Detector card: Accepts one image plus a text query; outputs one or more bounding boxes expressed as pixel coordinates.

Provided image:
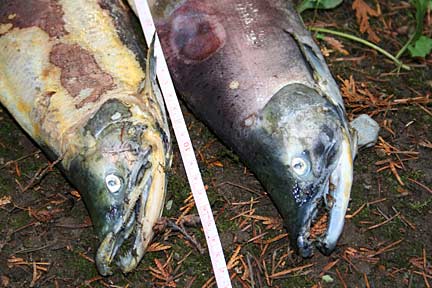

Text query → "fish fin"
[285,30,344,109]
[141,34,172,159]
[140,35,157,99]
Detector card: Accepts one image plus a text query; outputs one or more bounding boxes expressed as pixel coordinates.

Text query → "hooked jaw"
[250,83,355,258]
[68,99,169,276]
[95,130,168,276]
[316,131,353,255]
[296,130,353,257]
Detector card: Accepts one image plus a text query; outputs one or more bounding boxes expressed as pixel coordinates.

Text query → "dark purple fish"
[134,0,376,257]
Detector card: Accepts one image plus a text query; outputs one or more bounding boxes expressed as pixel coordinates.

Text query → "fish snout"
[94,129,168,275]
[250,83,354,258]
[69,103,168,275]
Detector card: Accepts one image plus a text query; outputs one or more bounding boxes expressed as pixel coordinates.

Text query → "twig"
[413,270,432,279]
[320,259,339,276]
[408,178,432,194]
[364,273,371,288]
[166,219,205,254]
[217,182,264,197]
[416,104,432,116]
[14,243,55,254]
[269,263,314,279]
[423,272,432,288]
[246,253,255,288]
[19,156,64,193]
[368,239,404,257]
[83,276,103,287]
[247,232,268,243]
[0,151,41,170]
[346,198,387,219]
[366,212,400,230]
[392,206,416,230]
[336,268,347,288]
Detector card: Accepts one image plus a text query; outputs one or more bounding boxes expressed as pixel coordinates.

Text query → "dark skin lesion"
[0,0,68,38]
[162,0,226,63]
[49,43,116,109]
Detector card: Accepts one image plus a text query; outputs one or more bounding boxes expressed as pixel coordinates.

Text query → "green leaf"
[396,0,430,58]
[297,0,343,13]
[410,0,428,42]
[408,36,432,57]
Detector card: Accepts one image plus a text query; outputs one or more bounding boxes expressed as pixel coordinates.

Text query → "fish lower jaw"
[297,232,313,258]
[315,237,336,256]
[95,183,148,275]
[96,160,167,275]
[95,210,137,275]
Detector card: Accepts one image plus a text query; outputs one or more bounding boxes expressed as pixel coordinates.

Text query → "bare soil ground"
[1,1,431,287]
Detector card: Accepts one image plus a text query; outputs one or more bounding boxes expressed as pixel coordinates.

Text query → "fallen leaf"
[323,36,350,55]
[70,190,81,199]
[0,195,11,206]
[352,0,381,43]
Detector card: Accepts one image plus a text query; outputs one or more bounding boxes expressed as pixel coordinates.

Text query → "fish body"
[141,0,366,256]
[0,0,171,275]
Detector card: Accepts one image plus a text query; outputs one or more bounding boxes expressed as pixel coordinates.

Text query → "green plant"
[309,27,411,70]
[299,0,432,71]
[297,0,343,13]
[396,0,432,58]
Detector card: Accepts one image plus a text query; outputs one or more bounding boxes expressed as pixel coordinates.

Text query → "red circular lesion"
[168,4,226,63]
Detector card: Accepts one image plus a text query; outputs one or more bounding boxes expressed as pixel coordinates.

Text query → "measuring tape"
[134,1,232,287]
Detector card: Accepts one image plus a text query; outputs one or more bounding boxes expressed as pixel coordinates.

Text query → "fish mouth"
[296,130,353,257]
[95,145,166,275]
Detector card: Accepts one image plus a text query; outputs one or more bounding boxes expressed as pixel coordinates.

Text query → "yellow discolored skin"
[0,0,171,275]
[0,0,152,162]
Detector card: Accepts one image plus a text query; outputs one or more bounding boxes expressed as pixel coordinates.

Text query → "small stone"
[376,148,387,158]
[165,199,173,211]
[351,114,380,148]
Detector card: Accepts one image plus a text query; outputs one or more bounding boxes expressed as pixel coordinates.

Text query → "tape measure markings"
[134,1,232,287]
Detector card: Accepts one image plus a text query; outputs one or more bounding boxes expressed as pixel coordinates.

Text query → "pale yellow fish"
[0,0,171,275]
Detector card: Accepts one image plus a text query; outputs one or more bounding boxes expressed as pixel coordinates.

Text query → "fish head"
[68,98,169,275]
[252,83,354,257]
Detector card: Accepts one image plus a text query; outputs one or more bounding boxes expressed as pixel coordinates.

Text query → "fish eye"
[291,157,310,176]
[105,174,123,193]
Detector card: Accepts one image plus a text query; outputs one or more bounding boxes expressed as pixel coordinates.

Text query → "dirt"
[0,1,431,287]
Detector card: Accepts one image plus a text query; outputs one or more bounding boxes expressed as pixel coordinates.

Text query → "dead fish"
[128,0,379,257]
[0,0,171,275]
